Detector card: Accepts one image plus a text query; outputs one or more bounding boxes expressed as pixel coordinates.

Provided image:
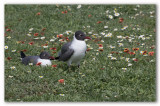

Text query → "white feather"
[68,36,87,65]
[37,58,52,66]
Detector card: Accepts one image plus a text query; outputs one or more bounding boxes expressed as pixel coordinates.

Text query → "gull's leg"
[67,60,72,67]
[76,61,80,68]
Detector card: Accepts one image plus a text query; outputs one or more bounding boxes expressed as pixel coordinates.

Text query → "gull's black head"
[39,51,54,60]
[75,31,86,41]
[75,30,91,41]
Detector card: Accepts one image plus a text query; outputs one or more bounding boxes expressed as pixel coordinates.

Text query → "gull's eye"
[79,34,82,37]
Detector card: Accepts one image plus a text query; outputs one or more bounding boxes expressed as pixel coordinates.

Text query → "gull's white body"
[67,36,87,66]
[37,58,52,66]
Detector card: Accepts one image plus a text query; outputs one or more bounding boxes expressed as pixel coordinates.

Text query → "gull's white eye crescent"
[79,34,82,37]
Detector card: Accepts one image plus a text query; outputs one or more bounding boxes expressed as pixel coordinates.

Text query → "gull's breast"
[70,41,87,63]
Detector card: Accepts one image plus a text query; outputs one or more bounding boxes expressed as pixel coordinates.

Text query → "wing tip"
[55,56,60,60]
[20,51,26,58]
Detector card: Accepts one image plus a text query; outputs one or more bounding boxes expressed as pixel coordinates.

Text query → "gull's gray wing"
[22,56,39,65]
[59,42,74,61]
[58,42,72,56]
[59,49,74,61]
[61,42,72,54]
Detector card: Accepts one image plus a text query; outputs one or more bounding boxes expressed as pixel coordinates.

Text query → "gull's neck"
[72,35,85,43]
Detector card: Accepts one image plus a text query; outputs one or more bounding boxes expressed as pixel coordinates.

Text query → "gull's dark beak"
[85,36,92,40]
[49,56,55,60]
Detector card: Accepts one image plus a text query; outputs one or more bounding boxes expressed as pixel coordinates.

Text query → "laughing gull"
[20,51,54,66]
[55,31,91,67]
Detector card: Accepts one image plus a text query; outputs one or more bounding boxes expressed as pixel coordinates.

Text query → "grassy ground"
[5,4,156,102]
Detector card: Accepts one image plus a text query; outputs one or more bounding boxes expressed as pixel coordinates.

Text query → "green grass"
[5,4,156,102]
